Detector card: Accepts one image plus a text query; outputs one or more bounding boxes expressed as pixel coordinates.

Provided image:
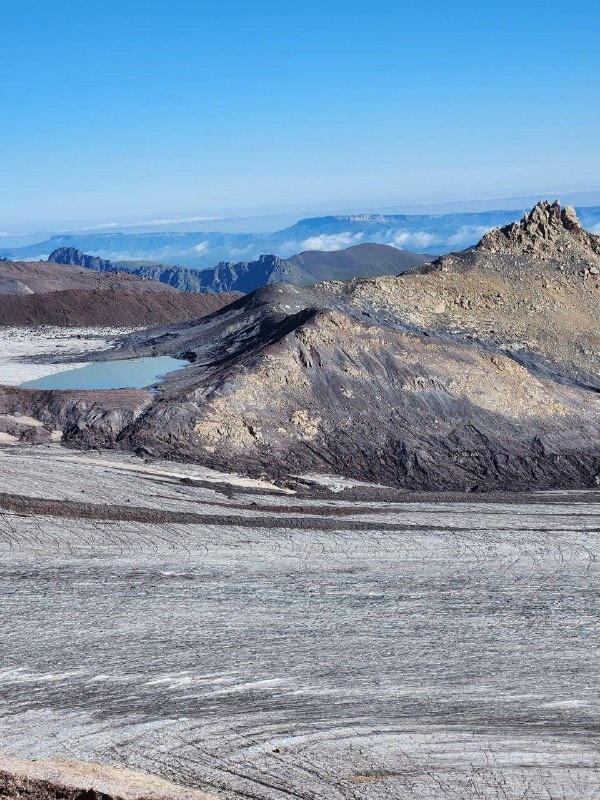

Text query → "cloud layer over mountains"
[4,206,600,268]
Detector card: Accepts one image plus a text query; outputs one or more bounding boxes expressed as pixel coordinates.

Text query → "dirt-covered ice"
[0,446,598,799]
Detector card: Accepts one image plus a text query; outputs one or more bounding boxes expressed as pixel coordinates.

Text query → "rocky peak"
[48,247,115,272]
[48,246,87,266]
[257,253,286,267]
[520,199,581,237]
[478,200,600,259]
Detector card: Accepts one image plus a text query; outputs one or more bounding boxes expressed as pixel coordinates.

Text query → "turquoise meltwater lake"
[20,356,190,391]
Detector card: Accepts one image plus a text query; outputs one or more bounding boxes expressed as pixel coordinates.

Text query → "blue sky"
[1,0,599,230]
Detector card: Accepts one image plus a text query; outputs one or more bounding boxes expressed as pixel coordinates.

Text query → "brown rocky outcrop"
[0,755,218,800]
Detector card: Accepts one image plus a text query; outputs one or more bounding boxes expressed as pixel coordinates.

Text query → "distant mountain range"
[5,206,600,268]
[49,243,431,293]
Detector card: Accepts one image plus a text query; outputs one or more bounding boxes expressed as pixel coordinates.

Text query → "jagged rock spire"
[520,199,580,236]
[478,199,599,257]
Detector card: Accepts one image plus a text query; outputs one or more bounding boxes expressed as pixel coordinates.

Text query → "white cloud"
[272,240,305,258]
[226,245,260,260]
[301,232,364,252]
[192,241,209,254]
[134,216,222,227]
[67,216,223,234]
[0,230,46,239]
[389,230,437,249]
[78,222,120,231]
[444,224,493,247]
[592,223,600,235]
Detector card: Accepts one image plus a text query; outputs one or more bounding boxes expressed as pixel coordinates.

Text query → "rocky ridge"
[478,199,600,260]
[47,246,115,273]
[6,201,600,491]
[49,244,431,294]
[49,247,209,293]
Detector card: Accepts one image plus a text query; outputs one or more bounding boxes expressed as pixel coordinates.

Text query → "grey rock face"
[48,246,115,272]
[201,253,291,292]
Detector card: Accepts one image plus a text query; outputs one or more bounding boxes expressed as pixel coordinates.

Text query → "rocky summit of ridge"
[6,201,600,492]
[477,199,600,262]
[48,246,115,272]
[206,254,291,293]
[316,199,600,392]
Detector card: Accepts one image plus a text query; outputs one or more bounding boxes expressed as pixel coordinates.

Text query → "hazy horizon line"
[2,188,600,244]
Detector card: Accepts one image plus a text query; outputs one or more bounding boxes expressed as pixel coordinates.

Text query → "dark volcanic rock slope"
[13,201,600,491]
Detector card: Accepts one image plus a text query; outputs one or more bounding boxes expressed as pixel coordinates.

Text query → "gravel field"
[0,446,598,798]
